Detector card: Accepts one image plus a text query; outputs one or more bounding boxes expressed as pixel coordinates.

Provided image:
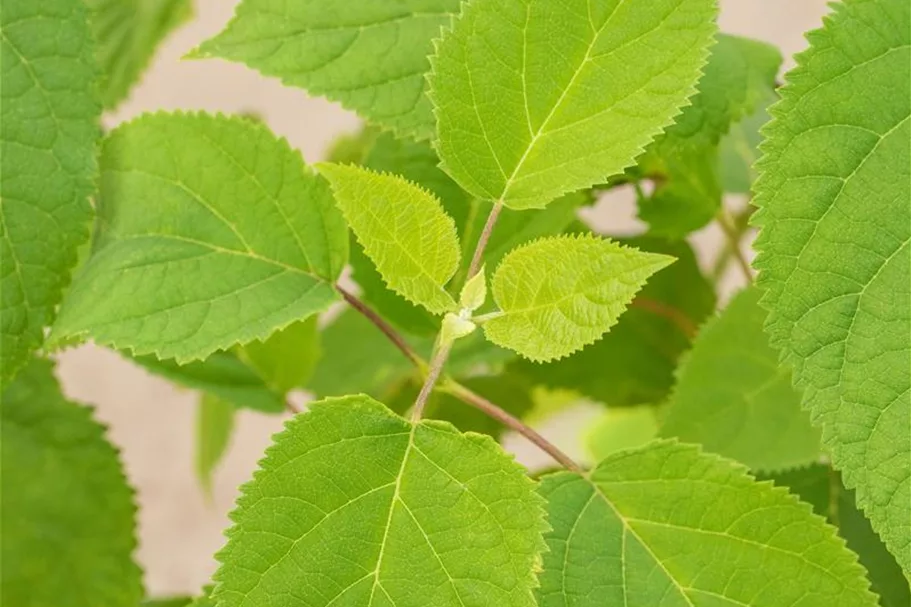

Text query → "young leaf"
[1,0,100,384]
[764,465,911,607]
[661,286,821,471]
[511,237,715,406]
[195,394,236,496]
[88,0,192,108]
[484,235,674,362]
[213,395,547,607]
[459,267,487,312]
[238,317,320,394]
[429,0,717,208]
[638,34,782,237]
[537,441,878,606]
[319,163,460,314]
[752,0,910,568]
[189,1,459,138]
[1,359,142,607]
[50,112,348,363]
[131,351,285,413]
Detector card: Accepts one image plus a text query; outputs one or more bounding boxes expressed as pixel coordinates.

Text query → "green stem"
[715,207,754,283]
[338,287,582,471]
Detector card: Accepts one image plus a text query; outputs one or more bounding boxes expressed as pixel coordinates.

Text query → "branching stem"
[467,201,503,280]
[335,284,422,367]
[716,208,754,283]
[442,381,582,472]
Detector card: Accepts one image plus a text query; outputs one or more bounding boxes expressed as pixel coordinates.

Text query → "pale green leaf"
[238,317,320,393]
[429,0,717,208]
[441,312,476,343]
[189,1,459,138]
[0,0,100,384]
[752,0,910,568]
[661,286,821,471]
[459,265,487,312]
[50,112,348,363]
[511,237,715,407]
[537,440,877,606]
[213,395,547,606]
[88,0,192,108]
[351,133,472,336]
[1,359,142,607]
[131,351,285,413]
[319,163,460,314]
[485,235,674,362]
[353,134,589,335]
[585,406,658,463]
[195,393,236,495]
[638,34,781,237]
[765,465,911,607]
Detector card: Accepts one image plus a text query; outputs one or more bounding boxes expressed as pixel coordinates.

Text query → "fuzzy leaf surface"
[537,440,877,606]
[0,0,100,384]
[752,0,910,568]
[662,286,821,471]
[51,113,348,363]
[430,0,717,208]
[511,237,714,406]
[1,360,141,607]
[320,163,460,314]
[88,0,192,108]
[213,396,546,607]
[485,235,673,362]
[190,1,459,138]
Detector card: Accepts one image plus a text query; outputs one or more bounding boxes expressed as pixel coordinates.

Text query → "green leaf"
[352,134,589,335]
[88,0,192,108]
[459,266,487,312]
[511,237,715,407]
[324,125,381,165]
[585,406,659,463]
[765,465,911,607]
[752,0,910,568]
[638,34,782,237]
[350,133,473,336]
[1,359,142,607]
[189,1,459,138]
[213,395,547,606]
[485,235,674,362]
[1,0,100,384]
[308,308,416,399]
[319,163,460,314]
[718,89,777,194]
[238,317,320,393]
[50,112,348,363]
[131,351,285,413]
[195,393,236,496]
[537,440,877,606]
[429,0,717,208]
[661,286,821,471]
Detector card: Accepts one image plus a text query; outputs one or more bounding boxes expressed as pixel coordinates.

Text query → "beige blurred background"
[55,0,833,597]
